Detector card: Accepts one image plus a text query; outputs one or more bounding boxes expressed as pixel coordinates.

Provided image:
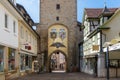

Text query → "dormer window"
[103,17,108,23]
[29,20,32,26]
[100,16,108,25]
[10,0,16,5]
[26,16,29,21]
[20,8,25,17]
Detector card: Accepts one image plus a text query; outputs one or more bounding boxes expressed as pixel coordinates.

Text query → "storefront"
[0,46,4,72]
[20,53,32,70]
[8,48,16,71]
[83,55,97,76]
[19,52,33,75]
[103,38,120,77]
[0,46,5,80]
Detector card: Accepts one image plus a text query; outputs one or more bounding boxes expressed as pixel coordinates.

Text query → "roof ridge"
[85,8,118,10]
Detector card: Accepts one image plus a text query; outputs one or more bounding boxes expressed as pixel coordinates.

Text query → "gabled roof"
[16,3,34,23]
[85,8,118,18]
[8,0,40,38]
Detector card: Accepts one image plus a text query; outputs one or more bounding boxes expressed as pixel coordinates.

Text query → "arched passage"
[48,50,67,73]
[47,24,68,72]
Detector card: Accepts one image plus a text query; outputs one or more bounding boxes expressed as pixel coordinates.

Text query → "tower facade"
[37,0,79,72]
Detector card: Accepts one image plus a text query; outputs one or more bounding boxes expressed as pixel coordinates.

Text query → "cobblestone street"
[11,72,120,80]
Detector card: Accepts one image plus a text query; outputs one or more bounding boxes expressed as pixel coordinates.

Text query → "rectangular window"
[100,17,103,25]
[56,16,59,21]
[109,59,120,68]
[8,48,15,71]
[56,4,60,10]
[21,26,24,38]
[13,21,16,33]
[0,47,4,72]
[30,34,31,43]
[5,14,8,28]
[104,17,108,23]
[32,37,34,45]
[26,31,28,41]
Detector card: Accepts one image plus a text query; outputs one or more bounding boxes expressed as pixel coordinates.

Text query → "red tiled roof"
[85,8,118,18]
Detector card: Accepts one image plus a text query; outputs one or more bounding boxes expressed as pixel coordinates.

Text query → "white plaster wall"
[0,3,18,48]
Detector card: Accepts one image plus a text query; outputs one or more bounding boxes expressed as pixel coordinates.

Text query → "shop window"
[8,48,15,71]
[20,54,25,71]
[0,47,4,72]
[25,55,28,67]
[109,59,120,68]
[28,56,32,68]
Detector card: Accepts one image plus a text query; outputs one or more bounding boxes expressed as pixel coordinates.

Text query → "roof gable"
[85,8,118,18]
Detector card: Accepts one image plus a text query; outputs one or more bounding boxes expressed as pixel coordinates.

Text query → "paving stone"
[10,73,120,80]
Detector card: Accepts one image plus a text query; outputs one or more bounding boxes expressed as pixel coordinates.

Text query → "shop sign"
[92,45,99,51]
[109,43,120,51]
[103,43,120,52]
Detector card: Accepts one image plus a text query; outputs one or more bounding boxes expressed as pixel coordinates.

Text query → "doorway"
[50,52,66,73]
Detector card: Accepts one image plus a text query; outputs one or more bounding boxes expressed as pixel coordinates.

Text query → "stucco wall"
[48,24,68,56]
[18,22,38,55]
[0,3,18,48]
[103,10,120,41]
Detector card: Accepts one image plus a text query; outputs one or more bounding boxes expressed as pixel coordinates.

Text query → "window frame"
[0,47,4,72]
[56,16,59,21]
[5,14,8,28]
[8,48,15,71]
[13,21,16,33]
[56,4,60,10]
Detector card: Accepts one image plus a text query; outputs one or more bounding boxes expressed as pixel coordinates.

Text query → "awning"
[110,38,120,44]
[83,52,98,58]
[103,37,120,52]
[19,49,37,56]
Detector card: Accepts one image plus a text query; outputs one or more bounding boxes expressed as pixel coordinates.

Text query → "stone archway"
[47,24,68,72]
[48,50,67,73]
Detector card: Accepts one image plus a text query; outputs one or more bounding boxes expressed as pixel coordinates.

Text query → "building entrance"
[50,52,66,73]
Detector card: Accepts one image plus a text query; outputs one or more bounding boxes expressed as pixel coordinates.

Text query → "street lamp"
[106,46,109,80]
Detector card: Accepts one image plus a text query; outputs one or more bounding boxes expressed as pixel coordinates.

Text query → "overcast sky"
[16,0,120,23]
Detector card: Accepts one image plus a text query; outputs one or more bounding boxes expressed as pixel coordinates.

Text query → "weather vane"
[104,0,107,7]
